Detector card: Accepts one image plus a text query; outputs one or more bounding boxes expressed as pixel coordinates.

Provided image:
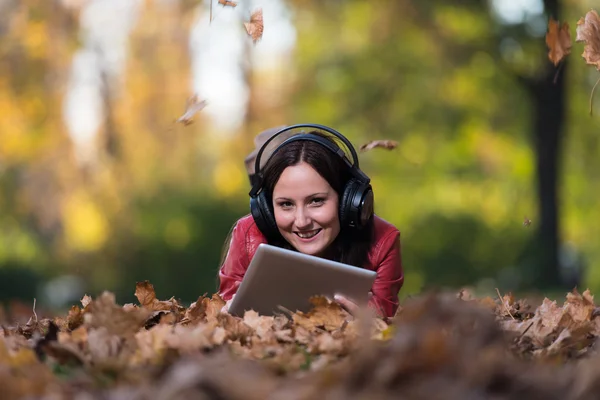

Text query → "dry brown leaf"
[244,8,264,43]
[546,18,572,66]
[243,310,275,341]
[206,293,227,322]
[181,295,209,324]
[359,140,398,152]
[576,10,600,70]
[134,281,185,315]
[217,313,254,342]
[564,288,595,322]
[176,94,207,126]
[85,291,148,337]
[218,0,237,6]
[292,296,349,332]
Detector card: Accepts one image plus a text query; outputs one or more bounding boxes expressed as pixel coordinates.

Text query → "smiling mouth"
[294,229,322,239]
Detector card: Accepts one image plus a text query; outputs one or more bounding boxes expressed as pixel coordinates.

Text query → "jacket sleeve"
[369,229,404,318]
[218,221,250,301]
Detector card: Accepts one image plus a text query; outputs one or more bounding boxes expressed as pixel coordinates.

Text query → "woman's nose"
[294,208,311,228]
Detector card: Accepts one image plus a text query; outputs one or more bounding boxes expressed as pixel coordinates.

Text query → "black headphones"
[249,123,374,240]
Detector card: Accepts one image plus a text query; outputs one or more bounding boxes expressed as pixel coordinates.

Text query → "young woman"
[218,124,404,318]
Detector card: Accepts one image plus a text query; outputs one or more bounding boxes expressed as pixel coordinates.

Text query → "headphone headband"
[249,124,368,197]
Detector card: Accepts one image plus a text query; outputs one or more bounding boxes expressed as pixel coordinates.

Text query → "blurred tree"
[285,0,581,291]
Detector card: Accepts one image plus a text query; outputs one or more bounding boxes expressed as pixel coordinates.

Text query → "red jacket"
[218,214,404,317]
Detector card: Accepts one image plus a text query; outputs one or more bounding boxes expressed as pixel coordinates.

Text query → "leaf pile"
[4,283,600,399]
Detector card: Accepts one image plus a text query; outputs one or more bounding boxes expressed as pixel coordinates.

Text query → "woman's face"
[272,162,340,257]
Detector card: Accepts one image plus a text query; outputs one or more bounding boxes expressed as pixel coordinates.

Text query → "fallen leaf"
[244,8,264,43]
[218,0,237,6]
[359,140,398,152]
[85,291,148,337]
[292,296,349,332]
[243,310,275,341]
[564,288,595,322]
[546,17,572,66]
[176,94,207,126]
[134,281,185,315]
[576,10,600,70]
[81,295,92,309]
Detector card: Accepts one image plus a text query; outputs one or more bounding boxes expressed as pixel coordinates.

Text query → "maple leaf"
[176,94,207,126]
[218,0,237,7]
[545,17,572,66]
[359,140,398,152]
[244,8,264,43]
[576,10,600,70]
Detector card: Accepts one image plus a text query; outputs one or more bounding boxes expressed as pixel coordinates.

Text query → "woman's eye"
[310,198,325,205]
[278,201,293,209]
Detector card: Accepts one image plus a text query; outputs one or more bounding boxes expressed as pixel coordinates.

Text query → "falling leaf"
[576,10,600,70]
[244,8,264,43]
[546,17,572,66]
[359,140,398,152]
[218,0,237,6]
[523,216,532,227]
[176,94,207,126]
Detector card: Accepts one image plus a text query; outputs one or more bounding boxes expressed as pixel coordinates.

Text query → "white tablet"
[228,243,377,316]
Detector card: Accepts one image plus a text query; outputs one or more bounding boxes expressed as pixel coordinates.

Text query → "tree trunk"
[523,0,566,289]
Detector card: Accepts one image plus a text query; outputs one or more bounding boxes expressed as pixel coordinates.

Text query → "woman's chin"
[292,239,328,256]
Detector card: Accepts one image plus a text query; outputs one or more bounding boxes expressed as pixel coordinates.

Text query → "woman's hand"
[333,292,373,316]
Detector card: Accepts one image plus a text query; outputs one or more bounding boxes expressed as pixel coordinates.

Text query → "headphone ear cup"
[339,180,373,229]
[339,180,358,228]
[250,191,278,239]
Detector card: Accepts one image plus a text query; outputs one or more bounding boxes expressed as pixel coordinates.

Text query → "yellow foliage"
[63,191,109,252]
[22,20,48,60]
[212,159,245,198]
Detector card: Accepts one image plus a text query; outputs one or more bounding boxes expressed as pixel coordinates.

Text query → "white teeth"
[297,230,319,239]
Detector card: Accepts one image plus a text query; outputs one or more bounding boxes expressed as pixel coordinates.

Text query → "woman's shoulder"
[233,214,267,249]
[372,214,400,241]
[367,215,401,266]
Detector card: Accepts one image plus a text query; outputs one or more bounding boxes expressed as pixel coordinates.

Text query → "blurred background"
[0,0,598,315]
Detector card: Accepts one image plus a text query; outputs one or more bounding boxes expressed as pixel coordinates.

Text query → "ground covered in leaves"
[3,283,600,399]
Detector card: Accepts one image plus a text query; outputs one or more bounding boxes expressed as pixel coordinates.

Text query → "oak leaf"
[359,140,398,152]
[546,18,572,66]
[244,8,264,43]
[576,10,600,70]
